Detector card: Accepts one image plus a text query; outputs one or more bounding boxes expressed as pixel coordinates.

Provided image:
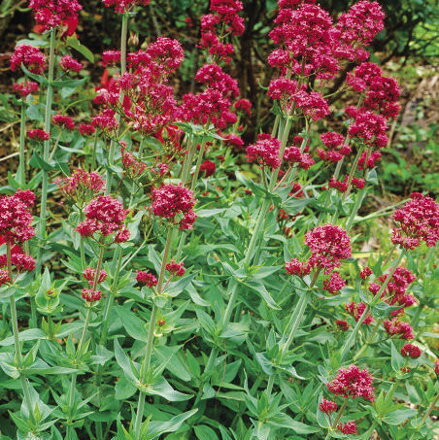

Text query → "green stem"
[190,140,206,191]
[343,145,366,200]
[332,399,348,429]
[106,12,129,194]
[345,187,367,231]
[37,28,56,273]
[134,226,174,439]
[17,101,26,186]
[7,244,35,424]
[419,393,439,427]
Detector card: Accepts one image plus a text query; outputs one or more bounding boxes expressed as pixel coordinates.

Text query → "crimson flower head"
[12,81,39,97]
[166,261,185,277]
[0,270,11,287]
[0,190,35,244]
[337,421,358,435]
[81,288,102,302]
[323,272,345,294]
[391,193,439,250]
[59,55,83,73]
[29,0,82,31]
[327,364,375,401]
[136,271,158,287]
[78,124,95,136]
[246,134,281,168]
[285,258,311,277]
[401,343,421,359]
[345,301,373,325]
[384,319,414,340]
[10,44,47,74]
[150,184,195,219]
[234,98,252,115]
[0,252,36,273]
[28,129,50,141]
[200,160,216,177]
[336,320,350,331]
[83,267,107,286]
[56,169,105,205]
[319,399,338,414]
[360,266,373,279]
[305,224,352,273]
[76,196,130,242]
[53,114,75,130]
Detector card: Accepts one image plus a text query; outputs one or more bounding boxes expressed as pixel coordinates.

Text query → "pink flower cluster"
[198,0,245,63]
[56,169,105,205]
[166,261,185,277]
[95,38,183,135]
[268,1,384,81]
[121,147,146,178]
[76,196,130,242]
[53,114,75,130]
[13,81,39,97]
[10,45,46,74]
[59,55,83,73]
[368,266,417,316]
[327,364,375,401]
[28,129,50,141]
[391,193,439,250]
[317,131,351,163]
[0,248,36,273]
[319,398,338,414]
[383,319,414,340]
[101,0,150,13]
[401,343,421,359]
[345,301,373,325]
[150,184,196,230]
[268,78,329,120]
[246,134,281,169]
[83,267,108,286]
[329,175,365,193]
[136,271,158,287]
[29,0,82,31]
[0,190,35,244]
[338,421,358,435]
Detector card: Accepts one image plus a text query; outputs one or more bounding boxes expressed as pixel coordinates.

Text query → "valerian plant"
[0,0,437,439]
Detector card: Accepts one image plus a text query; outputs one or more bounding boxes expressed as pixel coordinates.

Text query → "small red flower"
[401,343,421,359]
[165,261,185,277]
[136,271,158,287]
[319,398,338,414]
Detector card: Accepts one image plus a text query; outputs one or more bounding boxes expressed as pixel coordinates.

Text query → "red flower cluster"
[317,131,351,163]
[323,272,346,294]
[329,175,365,193]
[384,319,414,340]
[29,0,82,31]
[337,421,358,435]
[345,301,373,325]
[78,123,95,136]
[327,364,375,401]
[401,343,421,359]
[347,109,389,149]
[198,0,244,63]
[285,258,311,276]
[150,184,196,230]
[336,320,350,330]
[10,45,47,74]
[56,169,105,204]
[0,190,35,244]
[95,38,183,135]
[358,150,382,170]
[347,62,400,119]
[81,288,102,302]
[319,398,338,414]
[284,145,315,170]
[13,81,39,97]
[83,267,107,286]
[121,147,146,178]
[360,267,373,279]
[136,271,158,287]
[246,134,281,169]
[200,160,216,177]
[28,129,50,141]
[305,224,352,273]
[59,55,83,73]
[166,261,185,277]
[0,252,36,273]
[391,193,439,250]
[53,114,75,130]
[101,0,150,13]
[76,196,130,242]
[368,266,416,316]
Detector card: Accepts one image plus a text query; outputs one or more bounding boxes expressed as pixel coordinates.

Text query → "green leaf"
[244,279,281,310]
[382,409,418,425]
[146,409,198,439]
[30,151,54,171]
[268,414,321,434]
[194,425,219,440]
[114,339,138,383]
[0,328,46,346]
[66,35,95,62]
[145,376,192,401]
[114,306,147,342]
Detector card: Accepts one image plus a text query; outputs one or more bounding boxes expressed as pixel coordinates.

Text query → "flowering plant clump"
[0,0,437,439]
